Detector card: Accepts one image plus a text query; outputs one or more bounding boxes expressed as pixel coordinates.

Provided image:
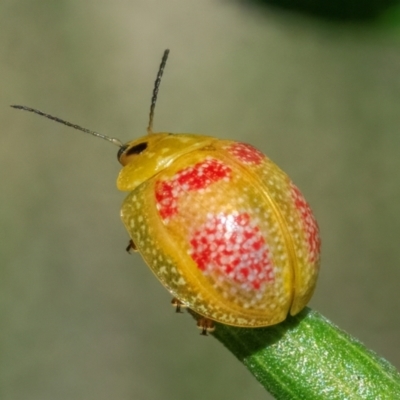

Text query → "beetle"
[12,49,321,335]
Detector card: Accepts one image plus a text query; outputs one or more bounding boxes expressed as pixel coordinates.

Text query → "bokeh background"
[2,1,400,399]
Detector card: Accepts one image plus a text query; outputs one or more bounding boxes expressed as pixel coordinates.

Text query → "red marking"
[176,158,230,190]
[155,158,231,221]
[291,184,321,263]
[226,142,265,165]
[155,181,177,220]
[189,213,274,290]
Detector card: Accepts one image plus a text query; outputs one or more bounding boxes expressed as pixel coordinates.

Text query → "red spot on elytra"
[155,181,177,219]
[226,142,265,165]
[291,184,321,263]
[155,158,231,220]
[189,212,274,290]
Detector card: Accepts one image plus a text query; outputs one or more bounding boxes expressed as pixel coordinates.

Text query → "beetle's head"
[116,132,215,191]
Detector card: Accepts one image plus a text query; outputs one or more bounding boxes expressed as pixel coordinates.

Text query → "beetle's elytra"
[12,49,320,335]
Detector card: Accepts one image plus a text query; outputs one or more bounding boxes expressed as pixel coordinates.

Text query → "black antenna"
[10,105,122,147]
[147,49,170,135]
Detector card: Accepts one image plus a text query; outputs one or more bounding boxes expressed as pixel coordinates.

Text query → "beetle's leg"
[126,239,137,253]
[196,317,215,336]
[186,308,216,336]
[171,297,186,313]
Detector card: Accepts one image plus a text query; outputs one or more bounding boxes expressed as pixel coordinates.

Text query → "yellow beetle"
[12,49,320,335]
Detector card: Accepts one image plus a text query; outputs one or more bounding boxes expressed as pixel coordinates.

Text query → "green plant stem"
[207,308,400,399]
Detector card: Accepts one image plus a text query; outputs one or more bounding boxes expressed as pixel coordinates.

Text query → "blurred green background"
[1,1,400,399]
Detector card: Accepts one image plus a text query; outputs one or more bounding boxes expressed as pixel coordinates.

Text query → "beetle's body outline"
[118,133,320,327]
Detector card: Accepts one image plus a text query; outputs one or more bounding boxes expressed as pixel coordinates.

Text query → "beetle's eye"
[118,142,149,161]
[126,142,148,155]
[117,144,129,160]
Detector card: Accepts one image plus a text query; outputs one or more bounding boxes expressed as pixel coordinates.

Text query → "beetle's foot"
[126,239,137,253]
[171,297,186,313]
[197,317,215,336]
